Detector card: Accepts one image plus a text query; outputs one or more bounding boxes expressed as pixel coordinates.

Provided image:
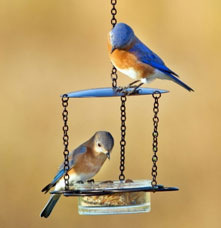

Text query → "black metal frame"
[57,87,179,197]
[52,185,178,197]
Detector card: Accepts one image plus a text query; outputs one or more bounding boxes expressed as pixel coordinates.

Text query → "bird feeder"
[51,1,178,215]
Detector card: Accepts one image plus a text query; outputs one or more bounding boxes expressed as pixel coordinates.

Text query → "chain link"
[111,0,125,181]
[119,95,127,181]
[110,0,118,88]
[111,0,117,28]
[62,94,70,190]
[111,66,118,88]
[151,91,161,188]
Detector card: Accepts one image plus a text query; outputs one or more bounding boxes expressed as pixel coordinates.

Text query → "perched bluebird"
[108,23,194,92]
[40,131,114,218]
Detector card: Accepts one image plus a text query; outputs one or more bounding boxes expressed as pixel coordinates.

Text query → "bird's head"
[109,23,135,53]
[93,131,114,159]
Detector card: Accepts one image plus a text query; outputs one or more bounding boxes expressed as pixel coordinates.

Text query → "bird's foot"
[87,179,95,183]
[114,86,126,93]
[100,180,114,184]
[76,180,84,184]
[115,86,140,95]
[125,179,134,183]
[127,82,144,95]
[127,87,140,95]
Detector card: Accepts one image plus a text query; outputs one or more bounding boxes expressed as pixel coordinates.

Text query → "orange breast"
[70,149,106,175]
[107,36,154,79]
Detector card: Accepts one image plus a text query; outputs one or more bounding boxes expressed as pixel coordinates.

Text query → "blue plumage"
[109,23,194,92]
[40,195,61,218]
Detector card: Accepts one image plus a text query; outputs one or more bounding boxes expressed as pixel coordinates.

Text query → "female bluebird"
[108,23,194,92]
[40,131,114,218]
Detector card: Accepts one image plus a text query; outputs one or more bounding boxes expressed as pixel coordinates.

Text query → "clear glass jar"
[76,180,151,215]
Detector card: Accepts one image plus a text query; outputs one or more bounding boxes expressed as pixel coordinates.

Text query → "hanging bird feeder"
[52,87,178,215]
[51,0,178,215]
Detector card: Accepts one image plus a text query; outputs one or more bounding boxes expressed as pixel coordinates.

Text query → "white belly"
[118,67,139,80]
[113,58,169,84]
[55,172,95,191]
[141,69,169,83]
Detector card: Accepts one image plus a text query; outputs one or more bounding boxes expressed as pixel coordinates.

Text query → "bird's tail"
[40,194,61,218]
[41,183,54,194]
[168,74,194,92]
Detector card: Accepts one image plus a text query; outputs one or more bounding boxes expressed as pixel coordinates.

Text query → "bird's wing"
[41,145,87,193]
[131,38,179,77]
[52,145,87,185]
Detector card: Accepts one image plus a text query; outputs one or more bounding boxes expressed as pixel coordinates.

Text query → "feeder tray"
[52,180,178,215]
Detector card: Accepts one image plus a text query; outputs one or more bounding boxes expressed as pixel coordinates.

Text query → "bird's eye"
[98,143,101,147]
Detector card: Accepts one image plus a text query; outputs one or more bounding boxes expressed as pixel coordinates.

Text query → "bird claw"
[114,86,140,95]
[125,179,134,183]
[127,87,140,95]
[114,86,125,93]
[87,179,95,183]
[100,180,114,184]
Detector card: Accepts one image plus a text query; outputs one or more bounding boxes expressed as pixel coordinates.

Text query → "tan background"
[1,0,220,227]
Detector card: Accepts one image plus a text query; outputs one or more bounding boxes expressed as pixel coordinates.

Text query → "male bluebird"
[108,23,194,92]
[40,131,114,218]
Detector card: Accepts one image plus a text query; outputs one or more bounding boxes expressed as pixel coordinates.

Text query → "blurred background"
[1,0,220,227]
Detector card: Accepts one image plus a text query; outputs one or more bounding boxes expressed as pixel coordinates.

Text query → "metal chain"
[119,95,127,181]
[111,66,118,88]
[111,0,117,28]
[62,94,70,190]
[110,0,118,88]
[151,91,161,188]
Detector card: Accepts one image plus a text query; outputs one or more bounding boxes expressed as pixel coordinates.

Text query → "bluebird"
[40,131,114,218]
[108,23,194,92]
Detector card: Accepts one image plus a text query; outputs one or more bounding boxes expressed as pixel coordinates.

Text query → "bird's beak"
[106,152,111,160]
[111,47,116,54]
